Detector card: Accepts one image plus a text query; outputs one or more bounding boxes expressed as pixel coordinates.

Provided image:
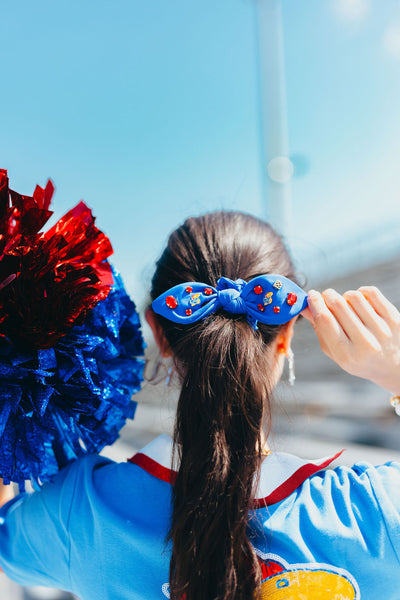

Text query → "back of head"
[150,211,297,600]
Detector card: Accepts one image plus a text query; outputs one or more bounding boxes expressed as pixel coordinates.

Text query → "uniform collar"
[128,434,343,507]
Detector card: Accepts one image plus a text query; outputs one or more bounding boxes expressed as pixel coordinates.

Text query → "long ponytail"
[150,211,297,600]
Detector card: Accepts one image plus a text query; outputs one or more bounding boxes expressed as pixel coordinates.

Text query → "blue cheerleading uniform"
[0,434,400,599]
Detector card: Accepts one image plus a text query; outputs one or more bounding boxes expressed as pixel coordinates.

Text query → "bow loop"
[216,277,246,292]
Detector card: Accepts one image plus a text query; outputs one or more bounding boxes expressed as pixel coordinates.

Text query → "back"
[1,435,400,600]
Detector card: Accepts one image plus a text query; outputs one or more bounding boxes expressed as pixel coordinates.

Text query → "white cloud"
[383,25,400,59]
[333,0,370,21]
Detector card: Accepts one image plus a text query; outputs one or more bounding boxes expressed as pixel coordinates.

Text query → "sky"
[1,0,400,311]
[285,0,400,256]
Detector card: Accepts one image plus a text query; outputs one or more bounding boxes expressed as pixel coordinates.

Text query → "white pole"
[255,0,293,240]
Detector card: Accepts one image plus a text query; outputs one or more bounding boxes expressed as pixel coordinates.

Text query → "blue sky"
[1,0,400,309]
[285,0,400,253]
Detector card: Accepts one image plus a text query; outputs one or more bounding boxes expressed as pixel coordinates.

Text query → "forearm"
[0,479,15,508]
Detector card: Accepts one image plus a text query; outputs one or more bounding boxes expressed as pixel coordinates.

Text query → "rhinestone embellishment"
[263,292,273,306]
[190,293,201,306]
[166,296,178,309]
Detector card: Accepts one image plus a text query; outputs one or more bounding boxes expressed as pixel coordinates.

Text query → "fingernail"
[323,288,336,299]
[307,290,319,316]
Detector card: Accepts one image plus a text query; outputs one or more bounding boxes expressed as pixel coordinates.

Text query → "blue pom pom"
[0,266,145,485]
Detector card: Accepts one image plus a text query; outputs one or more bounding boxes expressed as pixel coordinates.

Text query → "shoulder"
[306,459,400,499]
[57,443,174,527]
[293,459,400,546]
[255,457,400,553]
[258,453,400,544]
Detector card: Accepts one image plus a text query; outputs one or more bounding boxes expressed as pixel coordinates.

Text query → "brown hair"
[150,211,297,600]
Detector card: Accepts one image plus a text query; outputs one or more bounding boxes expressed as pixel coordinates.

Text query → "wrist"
[381,380,400,397]
[369,371,400,397]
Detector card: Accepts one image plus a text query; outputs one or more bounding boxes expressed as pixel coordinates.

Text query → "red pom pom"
[0,171,114,348]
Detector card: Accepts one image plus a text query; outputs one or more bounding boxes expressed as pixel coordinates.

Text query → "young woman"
[0,210,399,600]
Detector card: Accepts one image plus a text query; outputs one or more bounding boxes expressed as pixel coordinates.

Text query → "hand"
[302,287,400,395]
[0,478,14,508]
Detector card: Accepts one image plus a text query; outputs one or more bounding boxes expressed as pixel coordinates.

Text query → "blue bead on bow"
[152,274,308,329]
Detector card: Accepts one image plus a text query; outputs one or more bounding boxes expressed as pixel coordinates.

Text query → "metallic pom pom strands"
[153,274,308,330]
[0,171,145,486]
[0,269,145,487]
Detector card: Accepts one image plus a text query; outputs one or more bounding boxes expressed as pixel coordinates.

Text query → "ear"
[276,316,297,357]
[145,307,172,358]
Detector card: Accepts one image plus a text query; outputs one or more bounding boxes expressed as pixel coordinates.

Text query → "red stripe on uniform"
[252,450,344,508]
[129,449,343,507]
[128,452,177,485]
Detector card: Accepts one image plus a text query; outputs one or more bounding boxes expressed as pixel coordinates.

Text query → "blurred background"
[2,0,400,597]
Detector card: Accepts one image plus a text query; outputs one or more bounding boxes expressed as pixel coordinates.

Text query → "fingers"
[358,286,400,326]
[343,289,392,339]
[304,286,398,344]
[304,290,348,353]
[303,286,400,390]
[321,289,379,349]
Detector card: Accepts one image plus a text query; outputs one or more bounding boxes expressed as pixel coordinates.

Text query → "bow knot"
[216,278,247,315]
[217,289,247,315]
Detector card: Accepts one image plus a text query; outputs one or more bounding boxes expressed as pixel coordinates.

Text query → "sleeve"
[364,461,400,559]
[290,460,400,574]
[0,454,110,591]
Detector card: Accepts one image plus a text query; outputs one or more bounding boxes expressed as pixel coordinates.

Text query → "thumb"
[301,305,315,326]
[301,290,323,326]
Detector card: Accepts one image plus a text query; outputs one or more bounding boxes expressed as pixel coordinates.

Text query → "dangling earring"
[163,352,175,387]
[143,356,166,385]
[144,355,174,386]
[165,363,174,386]
[287,348,295,386]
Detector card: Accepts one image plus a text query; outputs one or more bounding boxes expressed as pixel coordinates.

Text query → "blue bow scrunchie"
[152,274,308,330]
